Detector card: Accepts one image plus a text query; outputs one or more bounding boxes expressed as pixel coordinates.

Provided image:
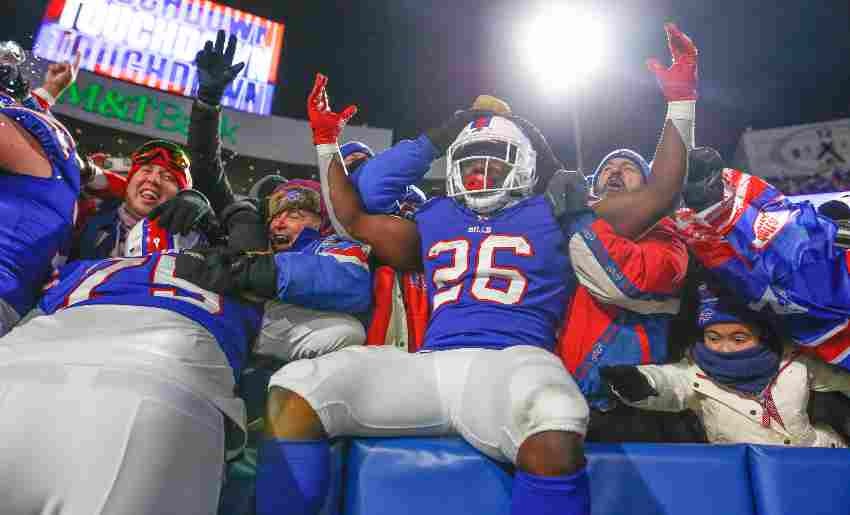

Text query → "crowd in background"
[766,168,850,195]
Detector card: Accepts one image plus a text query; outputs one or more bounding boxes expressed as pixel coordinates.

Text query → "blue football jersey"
[39,253,263,378]
[0,106,80,315]
[416,195,572,352]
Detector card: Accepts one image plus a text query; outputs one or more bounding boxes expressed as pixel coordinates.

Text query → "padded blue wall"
[221,437,850,515]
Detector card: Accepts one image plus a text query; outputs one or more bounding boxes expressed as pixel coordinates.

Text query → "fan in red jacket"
[557,149,689,411]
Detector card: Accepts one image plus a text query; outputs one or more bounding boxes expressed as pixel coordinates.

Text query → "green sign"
[57,82,240,145]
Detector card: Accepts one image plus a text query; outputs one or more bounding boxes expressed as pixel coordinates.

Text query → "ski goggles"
[130,140,191,172]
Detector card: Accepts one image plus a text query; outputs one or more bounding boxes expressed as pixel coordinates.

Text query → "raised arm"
[592,23,696,239]
[0,53,80,178]
[308,73,422,271]
[187,29,245,214]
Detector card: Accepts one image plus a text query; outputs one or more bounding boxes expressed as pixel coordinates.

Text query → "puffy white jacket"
[623,350,850,448]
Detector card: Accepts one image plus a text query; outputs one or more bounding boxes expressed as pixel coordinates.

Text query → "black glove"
[425,110,492,154]
[195,30,246,106]
[545,169,590,226]
[174,247,240,294]
[174,247,278,299]
[232,252,278,299]
[248,174,288,201]
[599,365,658,403]
[684,146,725,211]
[148,189,215,235]
[221,200,269,253]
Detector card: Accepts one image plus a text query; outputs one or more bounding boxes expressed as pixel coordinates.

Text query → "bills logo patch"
[752,209,793,249]
[697,308,715,326]
[470,115,494,131]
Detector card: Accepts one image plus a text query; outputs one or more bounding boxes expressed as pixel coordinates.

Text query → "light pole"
[570,89,585,175]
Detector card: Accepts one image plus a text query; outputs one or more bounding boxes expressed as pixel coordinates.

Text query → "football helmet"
[0,41,29,104]
[446,115,537,213]
[125,218,204,257]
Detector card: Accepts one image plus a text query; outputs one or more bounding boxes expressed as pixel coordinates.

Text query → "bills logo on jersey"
[752,208,794,249]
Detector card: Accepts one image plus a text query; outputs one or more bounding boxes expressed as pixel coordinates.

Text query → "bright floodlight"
[522,8,607,89]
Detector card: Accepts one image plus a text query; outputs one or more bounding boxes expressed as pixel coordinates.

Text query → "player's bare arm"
[0,52,80,179]
[0,113,52,178]
[309,73,422,271]
[592,119,686,238]
[321,142,422,271]
[592,23,696,239]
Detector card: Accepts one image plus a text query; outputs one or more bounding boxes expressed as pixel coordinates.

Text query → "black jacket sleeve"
[188,99,236,215]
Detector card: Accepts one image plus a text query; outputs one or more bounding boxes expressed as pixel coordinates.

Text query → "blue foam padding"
[748,444,850,515]
[585,443,755,515]
[343,437,512,515]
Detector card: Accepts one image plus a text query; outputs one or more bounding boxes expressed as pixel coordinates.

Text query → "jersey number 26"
[428,235,532,311]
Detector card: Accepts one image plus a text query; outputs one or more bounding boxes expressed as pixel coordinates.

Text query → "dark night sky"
[4,0,850,173]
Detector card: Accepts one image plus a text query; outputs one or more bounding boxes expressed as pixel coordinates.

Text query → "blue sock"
[255,438,330,515]
[510,467,590,515]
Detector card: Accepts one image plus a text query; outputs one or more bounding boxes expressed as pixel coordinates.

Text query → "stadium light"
[521,7,607,89]
[520,7,608,174]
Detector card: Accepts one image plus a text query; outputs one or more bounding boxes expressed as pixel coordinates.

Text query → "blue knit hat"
[695,282,769,330]
[340,141,375,160]
[590,148,651,197]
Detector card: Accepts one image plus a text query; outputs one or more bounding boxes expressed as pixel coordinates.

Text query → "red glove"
[646,23,698,101]
[307,73,358,145]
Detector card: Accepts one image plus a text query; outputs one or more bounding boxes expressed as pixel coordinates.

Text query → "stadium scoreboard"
[34,0,284,116]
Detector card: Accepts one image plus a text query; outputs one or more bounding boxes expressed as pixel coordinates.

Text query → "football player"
[0,219,261,514]
[0,42,81,335]
[254,24,695,515]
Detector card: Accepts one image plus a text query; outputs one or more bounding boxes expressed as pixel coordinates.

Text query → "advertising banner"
[735,119,850,178]
[50,69,393,167]
[33,0,284,116]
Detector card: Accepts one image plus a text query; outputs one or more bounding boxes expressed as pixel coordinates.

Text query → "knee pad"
[519,383,590,438]
[508,352,590,445]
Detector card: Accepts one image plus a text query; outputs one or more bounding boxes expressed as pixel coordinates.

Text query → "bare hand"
[43,53,81,99]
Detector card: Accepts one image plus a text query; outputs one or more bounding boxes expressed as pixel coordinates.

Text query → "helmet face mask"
[446,116,537,214]
[0,41,29,103]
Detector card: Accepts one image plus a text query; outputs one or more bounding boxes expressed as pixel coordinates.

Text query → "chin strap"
[666,100,695,150]
[315,143,356,241]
